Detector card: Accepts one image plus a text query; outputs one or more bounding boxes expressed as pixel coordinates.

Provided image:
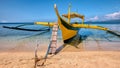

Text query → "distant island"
[85,19,120,24]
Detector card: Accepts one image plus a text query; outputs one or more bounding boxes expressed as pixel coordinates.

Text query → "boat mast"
[68,3,71,23]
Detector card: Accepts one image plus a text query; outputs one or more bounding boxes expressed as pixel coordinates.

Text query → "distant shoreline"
[0,22,34,24]
[0,22,120,24]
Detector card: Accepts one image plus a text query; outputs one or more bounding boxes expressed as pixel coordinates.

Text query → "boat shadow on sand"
[55,29,120,54]
[55,34,90,54]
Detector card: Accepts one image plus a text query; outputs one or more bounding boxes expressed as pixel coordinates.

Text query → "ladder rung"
[54,24,58,25]
[50,47,56,48]
[51,40,57,42]
[54,26,58,27]
[52,30,58,32]
[53,27,58,30]
[52,35,57,36]
[52,34,57,36]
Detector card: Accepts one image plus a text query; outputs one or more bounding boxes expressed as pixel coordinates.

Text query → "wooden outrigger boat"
[36,4,120,43]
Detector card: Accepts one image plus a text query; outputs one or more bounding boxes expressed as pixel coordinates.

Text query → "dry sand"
[0,51,120,68]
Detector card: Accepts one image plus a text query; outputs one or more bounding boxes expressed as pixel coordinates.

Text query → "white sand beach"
[0,51,120,68]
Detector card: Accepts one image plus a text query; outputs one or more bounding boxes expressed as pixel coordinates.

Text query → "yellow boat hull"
[54,4,78,43]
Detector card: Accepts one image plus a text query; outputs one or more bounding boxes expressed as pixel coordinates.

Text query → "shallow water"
[0,23,120,51]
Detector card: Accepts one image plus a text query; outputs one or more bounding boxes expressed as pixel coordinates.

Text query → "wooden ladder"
[45,22,58,59]
[49,22,58,54]
[34,23,59,67]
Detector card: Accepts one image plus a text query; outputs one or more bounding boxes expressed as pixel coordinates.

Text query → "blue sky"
[0,0,120,22]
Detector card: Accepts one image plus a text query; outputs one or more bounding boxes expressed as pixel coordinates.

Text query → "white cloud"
[86,11,120,22]
[87,16,99,22]
[105,11,120,20]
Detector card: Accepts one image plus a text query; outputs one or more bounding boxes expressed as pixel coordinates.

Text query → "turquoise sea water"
[0,23,120,51]
[0,23,62,51]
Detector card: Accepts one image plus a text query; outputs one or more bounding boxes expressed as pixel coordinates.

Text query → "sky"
[0,0,120,22]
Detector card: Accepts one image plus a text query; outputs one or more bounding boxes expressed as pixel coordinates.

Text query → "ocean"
[0,23,120,51]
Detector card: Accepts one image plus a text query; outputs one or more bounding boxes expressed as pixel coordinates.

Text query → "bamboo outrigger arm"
[71,24,108,31]
[35,22,54,27]
[3,26,50,31]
